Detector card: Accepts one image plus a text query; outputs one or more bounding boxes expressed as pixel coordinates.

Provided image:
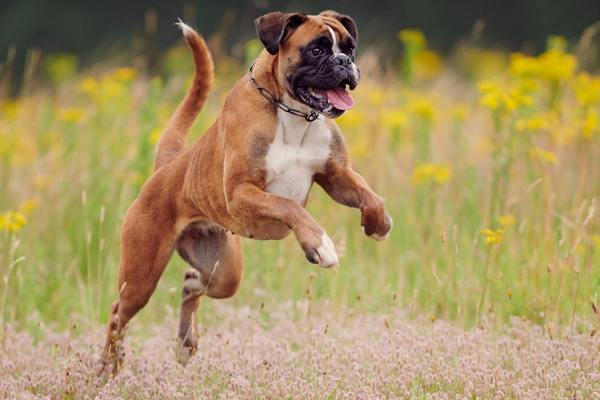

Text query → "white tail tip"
[175,18,195,37]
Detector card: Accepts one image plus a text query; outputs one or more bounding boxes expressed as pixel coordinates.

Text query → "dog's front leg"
[315,167,392,241]
[228,183,338,267]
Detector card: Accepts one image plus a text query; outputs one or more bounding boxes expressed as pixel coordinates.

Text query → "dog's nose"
[333,54,352,67]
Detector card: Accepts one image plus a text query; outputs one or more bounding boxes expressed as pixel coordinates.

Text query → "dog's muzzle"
[290,53,361,119]
[330,54,359,90]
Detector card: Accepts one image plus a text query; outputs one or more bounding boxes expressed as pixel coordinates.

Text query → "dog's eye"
[311,47,323,57]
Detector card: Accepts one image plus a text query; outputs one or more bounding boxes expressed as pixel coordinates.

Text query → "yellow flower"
[414,50,442,79]
[478,81,526,113]
[58,107,85,123]
[0,100,21,121]
[79,77,99,96]
[510,48,576,82]
[79,72,128,104]
[450,105,470,123]
[382,109,408,130]
[412,163,452,185]
[110,67,136,82]
[573,73,600,107]
[481,91,500,110]
[412,163,435,184]
[433,166,452,183]
[537,50,577,82]
[337,110,366,130]
[498,214,516,227]
[149,128,162,145]
[514,78,540,95]
[0,202,34,239]
[581,110,599,139]
[407,96,436,122]
[0,210,27,233]
[19,198,39,214]
[366,88,386,106]
[516,115,547,132]
[509,53,541,78]
[508,89,533,109]
[397,29,426,48]
[101,77,125,100]
[502,93,517,111]
[478,81,499,93]
[480,228,503,246]
[529,147,558,165]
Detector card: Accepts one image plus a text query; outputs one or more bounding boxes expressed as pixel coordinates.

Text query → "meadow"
[1,28,600,398]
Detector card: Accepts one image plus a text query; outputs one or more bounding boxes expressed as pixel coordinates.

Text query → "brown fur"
[97,13,391,375]
[155,26,213,170]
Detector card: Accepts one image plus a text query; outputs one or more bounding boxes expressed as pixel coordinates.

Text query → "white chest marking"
[264,110,332,204]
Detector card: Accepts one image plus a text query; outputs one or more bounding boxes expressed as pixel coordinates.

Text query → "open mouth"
[296,79,356,115]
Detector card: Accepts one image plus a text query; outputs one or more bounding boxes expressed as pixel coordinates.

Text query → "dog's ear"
[319,10,358,42]
[255,12,307,55]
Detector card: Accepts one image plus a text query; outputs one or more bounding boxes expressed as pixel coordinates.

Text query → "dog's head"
[255,10,359,118]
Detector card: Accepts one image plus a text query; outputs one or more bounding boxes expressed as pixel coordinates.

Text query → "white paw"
[315,232,339,268]
[367,230,388,241]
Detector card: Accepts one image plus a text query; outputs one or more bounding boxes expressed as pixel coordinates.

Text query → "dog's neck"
[252,51,314,116]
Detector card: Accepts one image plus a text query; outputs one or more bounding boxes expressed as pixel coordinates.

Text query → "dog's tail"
[154,20,214,171]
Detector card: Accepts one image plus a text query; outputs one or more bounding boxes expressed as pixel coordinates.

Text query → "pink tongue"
[325,87,355,110]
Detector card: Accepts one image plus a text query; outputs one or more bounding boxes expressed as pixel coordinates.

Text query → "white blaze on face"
[327,25,359,79]
[327,26,342,54]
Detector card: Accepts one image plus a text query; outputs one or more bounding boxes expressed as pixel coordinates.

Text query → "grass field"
[1,28,599,397]
[2,303,600,399]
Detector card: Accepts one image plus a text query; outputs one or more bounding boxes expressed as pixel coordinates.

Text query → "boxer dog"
[98,10,392,374]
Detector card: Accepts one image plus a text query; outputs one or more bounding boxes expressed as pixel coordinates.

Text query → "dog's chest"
[264,115,332,204]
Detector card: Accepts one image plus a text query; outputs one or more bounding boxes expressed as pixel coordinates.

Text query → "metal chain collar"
[248,60,319,122]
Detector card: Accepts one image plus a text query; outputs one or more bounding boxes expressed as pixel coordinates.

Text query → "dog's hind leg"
[97,199,177,375]
[174,225,243,364]
[175,268,204,364]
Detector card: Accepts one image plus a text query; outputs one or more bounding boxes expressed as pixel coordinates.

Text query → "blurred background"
[0,0,599,337]
[2,0,600,94]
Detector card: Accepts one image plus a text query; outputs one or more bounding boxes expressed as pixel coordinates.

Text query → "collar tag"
[305,110,319,122]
